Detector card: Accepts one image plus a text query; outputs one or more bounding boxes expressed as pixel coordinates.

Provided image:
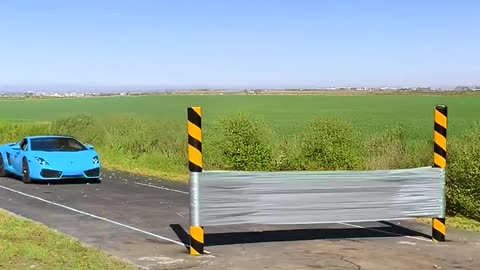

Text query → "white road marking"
[134,182,189,194]
[339,222,431,242]
[0,185,210,254]
[397,241,416,246]
[137,256,185,264]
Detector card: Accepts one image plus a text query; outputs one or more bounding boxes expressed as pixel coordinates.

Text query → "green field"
[1,94,479,137]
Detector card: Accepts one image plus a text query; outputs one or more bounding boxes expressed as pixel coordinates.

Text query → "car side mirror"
[11,146,21,151]
[87,145,95,150]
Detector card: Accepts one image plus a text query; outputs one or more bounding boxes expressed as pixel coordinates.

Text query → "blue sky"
[0,0,479,91]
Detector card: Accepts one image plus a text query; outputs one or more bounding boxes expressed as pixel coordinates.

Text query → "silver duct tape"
[190,172,200,227]
[197,167,445,226]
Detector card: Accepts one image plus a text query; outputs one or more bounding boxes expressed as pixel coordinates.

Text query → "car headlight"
[93,156,99,164]
[35,157,49,165]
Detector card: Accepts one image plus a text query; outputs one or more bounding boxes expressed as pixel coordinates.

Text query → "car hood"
[29,150,98,166]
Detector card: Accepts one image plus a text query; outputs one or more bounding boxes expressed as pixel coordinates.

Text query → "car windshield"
[30,137,87,152]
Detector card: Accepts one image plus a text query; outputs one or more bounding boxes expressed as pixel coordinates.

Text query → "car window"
[19,139,28,151]
[30,137,87,152]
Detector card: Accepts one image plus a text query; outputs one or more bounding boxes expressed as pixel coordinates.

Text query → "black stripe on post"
[433,143,446,158]
[188,108,202,129]
[435,105,447,117]
[190,234,204,255]
[188,161,202,173]
[188,135,202,153]
[434,122,447,137]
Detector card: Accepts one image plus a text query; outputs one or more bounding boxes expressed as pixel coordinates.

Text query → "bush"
[50,114,100,143]
[446,124,480,220]
[101,117,185,159]
[214,113,274,171]
[284,118,364,171]
[364,125,408,170]
[404,139,432,168]
[0,122,51,143]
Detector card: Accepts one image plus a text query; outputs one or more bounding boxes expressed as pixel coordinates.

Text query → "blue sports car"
[0,135,101,183]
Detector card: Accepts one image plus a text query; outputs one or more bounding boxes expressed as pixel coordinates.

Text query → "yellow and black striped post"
[188,106,204,255]
[432,104,447,242]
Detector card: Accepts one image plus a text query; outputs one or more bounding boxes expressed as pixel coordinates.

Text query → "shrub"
[202,122,225,170]
[286,118,364,171]
[446,123,480,220]
[404,139,432,168]
[104,121,151,158]
[0,122,51,143]
[364,125,408,170]
[50,114,100,143]
[214,113,274,171]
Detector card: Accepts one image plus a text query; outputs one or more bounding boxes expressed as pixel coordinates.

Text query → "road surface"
[0,170,479,270]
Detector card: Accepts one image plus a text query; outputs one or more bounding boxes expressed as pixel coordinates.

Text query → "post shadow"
[170,224,190,252]
[169,221,431,248]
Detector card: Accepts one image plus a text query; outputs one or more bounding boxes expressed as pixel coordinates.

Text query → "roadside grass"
[0,209,137,270]
[415,216,480,233]
[99,150,189,182]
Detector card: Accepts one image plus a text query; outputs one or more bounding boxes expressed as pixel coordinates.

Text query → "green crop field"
[0,94,479,139]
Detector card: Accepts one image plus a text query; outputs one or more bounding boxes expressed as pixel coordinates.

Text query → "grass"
[0,209,137,270]
[416,216,480,233]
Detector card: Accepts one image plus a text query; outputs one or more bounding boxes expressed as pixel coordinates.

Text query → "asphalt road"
[0,170,479,270]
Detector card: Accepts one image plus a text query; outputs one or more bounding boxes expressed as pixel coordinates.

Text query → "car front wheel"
[22,159,31,184]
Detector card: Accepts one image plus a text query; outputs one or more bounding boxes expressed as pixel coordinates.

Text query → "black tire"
[0,155,6,177]
[22,158,31,184]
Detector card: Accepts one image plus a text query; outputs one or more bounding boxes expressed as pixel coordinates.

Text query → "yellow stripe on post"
[434,131,447,151]
[188,121,202,143]
[192,106,202,117]
[433,153,446,168]
[189,226,204,255]
[433,218,446,235]
[432,104,447,242]
[188,145,203,169]
[432,218,446,242]
[434,109,447,129]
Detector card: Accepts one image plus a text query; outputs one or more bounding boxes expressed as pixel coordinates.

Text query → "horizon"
[1,0,479,91]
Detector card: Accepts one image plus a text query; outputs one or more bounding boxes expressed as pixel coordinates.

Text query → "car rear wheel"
[0,155,5,177]
[22,158,31,184]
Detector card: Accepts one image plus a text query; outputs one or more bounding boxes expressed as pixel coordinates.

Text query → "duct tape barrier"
[197,167,445,226]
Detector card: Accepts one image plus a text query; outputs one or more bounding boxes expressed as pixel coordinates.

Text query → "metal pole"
[187,106,204,255]
[432,104,447,242]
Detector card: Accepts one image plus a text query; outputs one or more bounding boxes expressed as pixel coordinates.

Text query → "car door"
[12,138,28,174]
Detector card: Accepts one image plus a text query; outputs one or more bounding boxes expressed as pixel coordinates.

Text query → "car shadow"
[33,178,102,185]
[170,221,431,251]
[5,174,101,185]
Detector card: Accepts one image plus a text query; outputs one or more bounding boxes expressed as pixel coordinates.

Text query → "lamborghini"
[0,135,101,183]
